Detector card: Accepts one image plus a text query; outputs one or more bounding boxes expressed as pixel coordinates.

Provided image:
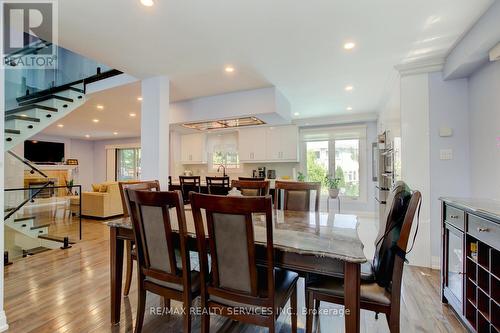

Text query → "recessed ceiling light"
[346,106,353,111]
[137,97,143,101]
[129,113,137,117]
[57,124,64,128]
[113,132,118,135]
[294,112,300,116]
[345,85,354,91]
[92,119,99,123]
[224,66,235,73]
[344,42,356,50]
[96,105,104,110]
[140,0,154,6]
[85,134,90,138]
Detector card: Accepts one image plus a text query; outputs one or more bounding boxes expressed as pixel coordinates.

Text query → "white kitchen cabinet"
[238,127,267,162]
[180,133,207,164]
[265,126,299,161]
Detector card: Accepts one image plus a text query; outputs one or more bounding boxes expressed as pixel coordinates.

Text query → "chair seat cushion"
[306,276,391,306]
[210,267,299,315]
[145,270,201,293]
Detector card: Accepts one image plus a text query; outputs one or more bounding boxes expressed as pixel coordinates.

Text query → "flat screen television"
[24,140,65,164]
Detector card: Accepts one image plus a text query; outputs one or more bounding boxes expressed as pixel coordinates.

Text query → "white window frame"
[207,132,241,172]
[300,125,368,203]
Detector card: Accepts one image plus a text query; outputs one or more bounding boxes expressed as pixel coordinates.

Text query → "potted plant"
[297,171,306,182]
[65,179,74,196]
[325,175,341,199]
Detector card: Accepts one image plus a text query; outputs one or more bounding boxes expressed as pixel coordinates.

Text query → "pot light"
[85,134,90,138]
[113,132,118,135]
[129,113,137,117]
[92,119,99,123]
[294,112,300,116]
[343,42,356,50]
[140,0,154,6]
[57,124,64,128]
[137,97,143,101]
[224,66,235,73]
[346,106,353,111]
[96,105,104,110]
[345,85,354,91]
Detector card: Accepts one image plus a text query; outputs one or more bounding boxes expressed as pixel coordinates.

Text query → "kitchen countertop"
[440,197,500,224]
[170,178,294,189]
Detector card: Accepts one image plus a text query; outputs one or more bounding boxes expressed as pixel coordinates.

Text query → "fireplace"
[28,179,56,199]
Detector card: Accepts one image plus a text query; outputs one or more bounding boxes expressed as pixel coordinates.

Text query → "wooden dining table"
[106,209,366,333]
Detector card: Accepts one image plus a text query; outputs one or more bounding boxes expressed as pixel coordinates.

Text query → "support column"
[140,76,170,189]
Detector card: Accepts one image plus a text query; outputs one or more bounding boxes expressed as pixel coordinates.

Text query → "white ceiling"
[45,0,493,138]
[42,82,142,139]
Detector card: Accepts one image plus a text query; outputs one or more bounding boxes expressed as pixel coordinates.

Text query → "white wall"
[428,72,471,267]
[468,60,500,199]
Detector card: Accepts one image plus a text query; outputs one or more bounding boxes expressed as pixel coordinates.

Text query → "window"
[301,126,367,200]
[116,148,141,181]
[209,132,240,170]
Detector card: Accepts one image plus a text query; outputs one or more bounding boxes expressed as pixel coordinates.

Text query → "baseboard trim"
[0,310,9,332]
[431,256,441,270]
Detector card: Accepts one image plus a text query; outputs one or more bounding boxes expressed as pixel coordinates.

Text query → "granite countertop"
[440,197,500,223]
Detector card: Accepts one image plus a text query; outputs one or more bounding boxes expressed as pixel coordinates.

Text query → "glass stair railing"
[4,151,81,262]
[4,34,122,150]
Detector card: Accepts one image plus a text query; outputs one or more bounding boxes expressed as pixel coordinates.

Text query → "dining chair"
[230,179,270,196]
[179,176,201,204]
[274,181,321,212]
[118,180,161,296]
[190,192,299,333]
[127,189,200,333]
[238,176,265,181]
[205,176,230,195]
[304,188,422,333]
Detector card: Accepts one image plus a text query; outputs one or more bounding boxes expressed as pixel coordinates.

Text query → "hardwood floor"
[4,219,466,332]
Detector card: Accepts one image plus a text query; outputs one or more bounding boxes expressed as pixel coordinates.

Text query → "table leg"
[110,227,124,325]
[344,262,360,333]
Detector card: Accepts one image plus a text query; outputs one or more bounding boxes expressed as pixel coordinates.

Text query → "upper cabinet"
[180,133,207,164]
[238,127,267,162]
[238,125,298,163]
[265,125,298,162]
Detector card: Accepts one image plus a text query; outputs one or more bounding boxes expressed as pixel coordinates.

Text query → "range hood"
[182,116,265,131]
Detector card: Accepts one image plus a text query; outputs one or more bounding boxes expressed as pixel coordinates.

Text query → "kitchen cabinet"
[238,127,267,162]
[238,125,299,163]
[265,125,299,162]
[440,198,500,333]
[180,133,207,164]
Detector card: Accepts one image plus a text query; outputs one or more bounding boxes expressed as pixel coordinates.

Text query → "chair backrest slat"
[230,180,270,196]
[179,176,201,202]
[190,193,274,305]
[274,181,321,212]
[127,189,191,286]
[206,176,230,195]
[118,180,160,217]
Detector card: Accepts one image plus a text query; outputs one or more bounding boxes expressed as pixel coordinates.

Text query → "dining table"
[106,208,366,333]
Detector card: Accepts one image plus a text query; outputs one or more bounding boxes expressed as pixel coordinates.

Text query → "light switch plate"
[440,149,453,160]
[439,127,453,137]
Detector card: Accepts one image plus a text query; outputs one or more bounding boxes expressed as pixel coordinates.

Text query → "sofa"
[81,182,124,218]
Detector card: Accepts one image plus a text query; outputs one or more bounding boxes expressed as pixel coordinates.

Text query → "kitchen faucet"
[217,164,227,177]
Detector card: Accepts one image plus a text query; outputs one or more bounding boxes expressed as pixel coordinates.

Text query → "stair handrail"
[7,150,48,179]
[4,181,53,220]
[3,38,52,63]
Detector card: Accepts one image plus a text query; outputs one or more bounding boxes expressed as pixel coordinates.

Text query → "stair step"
[30,223,50,230]
[5,129,20,135]
[5,104,57,116]
[23,246,51,256]
[68,87,85,93]
[38,235,76,244]
[5,115,40,122]
[18,95,73,107]
[13,216,35,222]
